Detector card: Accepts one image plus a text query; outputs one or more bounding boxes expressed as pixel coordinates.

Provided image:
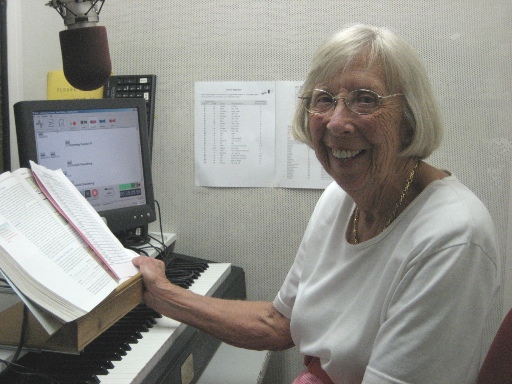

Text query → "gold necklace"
[352,159,419,244]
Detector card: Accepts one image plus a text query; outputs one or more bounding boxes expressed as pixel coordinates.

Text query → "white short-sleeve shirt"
[273,176,500,384]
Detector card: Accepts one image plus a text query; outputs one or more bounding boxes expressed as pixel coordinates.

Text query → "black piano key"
[166,277,196,285]
[101,333,140,343]
[164,258,209,289]
[130,305,162,320]
[89,350,124,361]
[107,322,149,335]
[169,264,207,272]
[85,340,128,355]
[115,317,154,328]
[167,257,209,271]
[165,269,200,278]
[87,339,132,353]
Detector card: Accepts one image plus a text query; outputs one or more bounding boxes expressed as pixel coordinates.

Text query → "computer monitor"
[14,98,156,242]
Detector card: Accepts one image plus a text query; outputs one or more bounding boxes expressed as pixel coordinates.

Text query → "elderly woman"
[133,24,499,383]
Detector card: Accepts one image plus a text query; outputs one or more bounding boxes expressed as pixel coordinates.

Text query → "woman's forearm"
[145,279,294,351]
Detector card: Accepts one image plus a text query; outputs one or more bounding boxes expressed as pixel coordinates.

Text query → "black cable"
[0,305,61,383]
[10,304,28,363]
[137,240,161,255]
[154,199,165,250]
[126,245,149,256]
[150,199,170,263]
[147,233,165,250]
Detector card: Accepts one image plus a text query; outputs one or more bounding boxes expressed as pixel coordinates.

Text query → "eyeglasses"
[299,88,404,115]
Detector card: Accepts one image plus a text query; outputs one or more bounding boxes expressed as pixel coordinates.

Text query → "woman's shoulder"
[405,173,498,257]
[422,174,491,221]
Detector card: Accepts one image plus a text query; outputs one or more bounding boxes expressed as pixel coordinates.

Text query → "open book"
[0,163,140,327]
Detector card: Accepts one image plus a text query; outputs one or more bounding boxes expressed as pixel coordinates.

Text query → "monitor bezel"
[14,98,156,238]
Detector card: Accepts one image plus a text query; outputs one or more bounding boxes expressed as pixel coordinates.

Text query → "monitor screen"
[14,98,156,240]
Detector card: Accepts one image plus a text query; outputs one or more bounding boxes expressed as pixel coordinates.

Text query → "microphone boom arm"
[46,0,106,28]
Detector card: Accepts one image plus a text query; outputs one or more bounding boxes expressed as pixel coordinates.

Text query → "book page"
[0,270,63,334]
[30,162,138,279]
[0,170,118,321]
[194,81,276,187]
[274,81,333,188]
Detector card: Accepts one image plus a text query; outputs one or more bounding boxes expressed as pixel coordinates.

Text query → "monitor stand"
[117,224,150,247]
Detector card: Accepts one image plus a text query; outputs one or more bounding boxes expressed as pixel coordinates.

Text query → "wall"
[9,1,512,382]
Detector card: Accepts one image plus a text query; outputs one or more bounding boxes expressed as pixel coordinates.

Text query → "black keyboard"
[103,75,156,153]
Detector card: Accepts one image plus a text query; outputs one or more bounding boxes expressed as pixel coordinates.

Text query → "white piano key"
[99,263,231,384]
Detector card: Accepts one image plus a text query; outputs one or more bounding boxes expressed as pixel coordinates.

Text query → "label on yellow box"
[47,70,104,100]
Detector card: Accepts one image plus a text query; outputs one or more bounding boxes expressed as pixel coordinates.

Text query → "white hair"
[292,24,443,159]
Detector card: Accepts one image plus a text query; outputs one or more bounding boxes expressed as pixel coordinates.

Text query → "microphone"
[46,0,111,91]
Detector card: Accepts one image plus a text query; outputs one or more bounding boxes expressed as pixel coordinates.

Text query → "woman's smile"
[331,148,366,161]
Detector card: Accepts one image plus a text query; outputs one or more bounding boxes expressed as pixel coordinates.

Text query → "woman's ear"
[400,106,415,151]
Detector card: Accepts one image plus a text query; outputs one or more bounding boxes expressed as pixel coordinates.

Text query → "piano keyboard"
[0,258,236,384]
[99,263,231,384]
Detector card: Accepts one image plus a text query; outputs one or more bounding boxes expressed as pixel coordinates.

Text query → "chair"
[477,307,512,383]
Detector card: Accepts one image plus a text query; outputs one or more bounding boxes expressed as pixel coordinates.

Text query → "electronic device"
[103,75,157,158]
[46,0,111,91]
[14,98,156,241]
